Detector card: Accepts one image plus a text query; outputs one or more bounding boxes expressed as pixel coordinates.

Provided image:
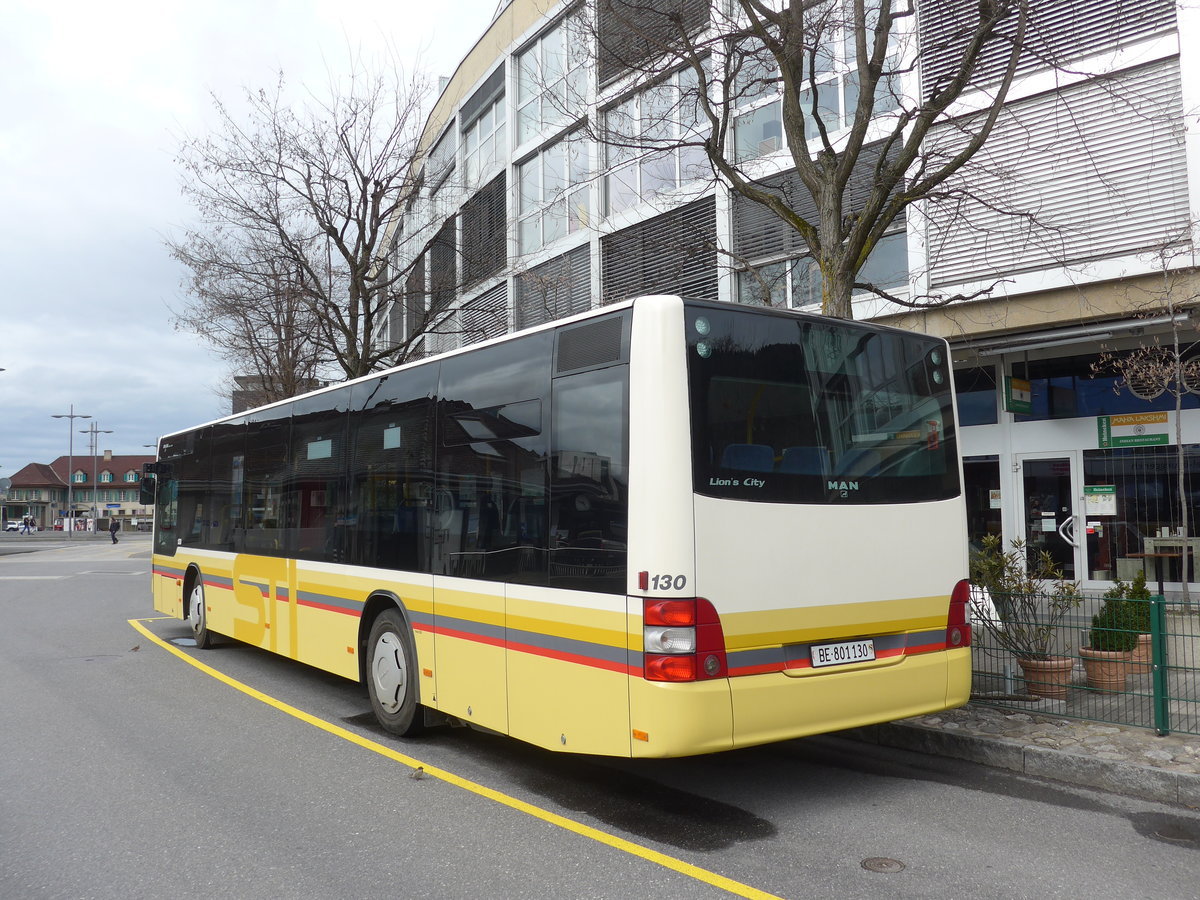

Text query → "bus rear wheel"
[189,579,215,649]
[366,609,424,736]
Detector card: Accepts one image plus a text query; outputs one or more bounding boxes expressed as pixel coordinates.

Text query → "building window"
[730,12,901,163]
[604,66,709,215]
[735,229,908,310]
[428,126,457,191]
[954,367,999,426]
[516,245,591,328]
[124,470,139,483]
[462,173,508,285]
[517,12,587,146]
[429,218,457,314]
[100,471,114,483]
[596,0,710,87]
[464,96,506,187]
[601,196,718,303]
[73,471,86,483]
[518,130,590,255]
[405,256,427,341]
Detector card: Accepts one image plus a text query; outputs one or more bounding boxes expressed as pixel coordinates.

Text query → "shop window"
[954,366,998,426]
[963,456,1001,552]
[1083,446,1200,585]
[1015,353,1200,422]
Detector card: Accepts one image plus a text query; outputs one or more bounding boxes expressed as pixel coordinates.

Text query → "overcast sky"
[0,0,501,476]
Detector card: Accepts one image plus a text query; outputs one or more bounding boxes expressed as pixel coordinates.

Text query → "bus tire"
[366,608,424,737]
[189,578,215,649]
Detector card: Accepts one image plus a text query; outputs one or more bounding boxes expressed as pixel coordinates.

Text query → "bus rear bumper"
[628,648,970,758]
[729,647,972,750]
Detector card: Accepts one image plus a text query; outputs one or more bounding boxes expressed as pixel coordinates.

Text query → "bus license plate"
[810,639,876,668]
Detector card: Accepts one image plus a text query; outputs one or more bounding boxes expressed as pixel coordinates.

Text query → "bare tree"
[171,62,439,381]
[1094,241,1200,605]
[171,231,328,405]
[582,0,1031,318]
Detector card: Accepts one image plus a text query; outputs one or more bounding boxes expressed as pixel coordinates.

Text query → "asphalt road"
[2,534,1199,899]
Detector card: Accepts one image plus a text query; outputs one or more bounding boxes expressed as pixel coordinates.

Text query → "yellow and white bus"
[146,295,971,757]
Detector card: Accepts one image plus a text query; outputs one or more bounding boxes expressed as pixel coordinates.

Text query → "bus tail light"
[643,597,727,682]
[947,579,972,648]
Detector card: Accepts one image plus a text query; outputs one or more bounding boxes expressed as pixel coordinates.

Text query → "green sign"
[1004,376,1032,415]
[1097,413,1170,448]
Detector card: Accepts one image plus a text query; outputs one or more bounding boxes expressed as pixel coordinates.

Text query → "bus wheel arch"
[183,565,215,649]
[361,595,425,737]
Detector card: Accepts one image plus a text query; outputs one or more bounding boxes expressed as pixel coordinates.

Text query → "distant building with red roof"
[4,451,155,530]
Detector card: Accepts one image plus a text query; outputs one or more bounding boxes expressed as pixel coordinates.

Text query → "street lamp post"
[80,423,114,524]
[50,405,90,539]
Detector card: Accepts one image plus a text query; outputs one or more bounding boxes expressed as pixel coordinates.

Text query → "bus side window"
[349,366,437,573]
[549,365,629,594]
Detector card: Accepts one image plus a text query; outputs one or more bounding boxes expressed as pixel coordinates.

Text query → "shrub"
[1088,596,1139,653]
[969,534,1082,660]
[1126,570,1152,635]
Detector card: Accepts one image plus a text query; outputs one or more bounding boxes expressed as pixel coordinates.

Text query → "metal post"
[50,405,90,539]
[1151,594,1170,736]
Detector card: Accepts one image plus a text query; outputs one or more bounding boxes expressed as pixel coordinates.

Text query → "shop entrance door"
[1018,454,1082,580]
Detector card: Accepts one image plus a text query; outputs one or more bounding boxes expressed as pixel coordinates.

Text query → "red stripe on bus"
[504,637,629,674]
[905,640,946,655]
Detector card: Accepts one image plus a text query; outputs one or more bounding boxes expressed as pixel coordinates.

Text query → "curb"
[844,720,1200,807]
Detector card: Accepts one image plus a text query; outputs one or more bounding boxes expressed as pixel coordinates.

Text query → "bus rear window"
[686,303,959,504]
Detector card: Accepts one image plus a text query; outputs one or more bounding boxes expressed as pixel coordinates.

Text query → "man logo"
[828,480,860,492]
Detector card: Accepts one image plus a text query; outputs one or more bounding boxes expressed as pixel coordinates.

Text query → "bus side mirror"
[139,475,156,507]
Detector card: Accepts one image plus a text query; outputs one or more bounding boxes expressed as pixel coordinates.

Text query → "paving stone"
[852,701,1200,805]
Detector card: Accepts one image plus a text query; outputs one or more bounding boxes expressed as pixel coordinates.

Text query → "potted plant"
[1080,593,1138,691]
[970,535,1083,699]
[1121,571,1154,674]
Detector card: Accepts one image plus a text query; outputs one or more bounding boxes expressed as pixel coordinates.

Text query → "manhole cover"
[861,857,906,873]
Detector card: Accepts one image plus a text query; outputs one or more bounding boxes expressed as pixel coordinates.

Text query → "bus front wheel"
[366,609,424,736]
[189,579,215,649]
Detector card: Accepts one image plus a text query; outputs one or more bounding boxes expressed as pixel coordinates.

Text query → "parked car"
[4,521,19,532]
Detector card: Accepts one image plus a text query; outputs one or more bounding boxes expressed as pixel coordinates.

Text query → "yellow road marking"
[128,618,782,900]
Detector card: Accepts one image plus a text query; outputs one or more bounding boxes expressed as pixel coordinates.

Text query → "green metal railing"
[970,594,1200,736]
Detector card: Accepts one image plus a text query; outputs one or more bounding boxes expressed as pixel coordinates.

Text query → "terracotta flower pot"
[1016,655,1074,700]
[1128,633,1152,675]
[1079,647,1132,692]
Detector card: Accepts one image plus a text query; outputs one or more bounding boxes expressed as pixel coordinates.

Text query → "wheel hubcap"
[372,631,407,714]
[190,585,206,637]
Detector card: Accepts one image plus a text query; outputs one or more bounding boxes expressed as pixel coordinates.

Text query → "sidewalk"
[848,702,1200,807]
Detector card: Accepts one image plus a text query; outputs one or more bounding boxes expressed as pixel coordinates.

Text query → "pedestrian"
[21,516,31,535]
[109,518,120,544]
